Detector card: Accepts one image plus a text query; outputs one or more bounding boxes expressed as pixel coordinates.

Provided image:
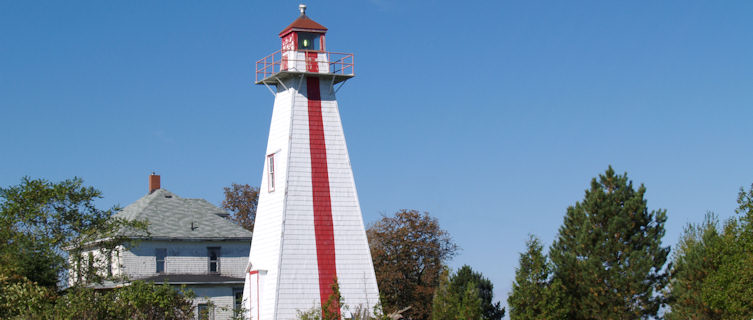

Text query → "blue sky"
[2,0,752,312]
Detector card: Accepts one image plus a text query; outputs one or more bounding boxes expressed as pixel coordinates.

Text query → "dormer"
[279,4,327,52]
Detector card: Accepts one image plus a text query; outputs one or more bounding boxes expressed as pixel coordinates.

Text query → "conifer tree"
[548,166,669,319]
[445,265,504,320]
[666,185,753,319]
[508,235,566,320]
[665,214,724,319]
[431,267,482,320]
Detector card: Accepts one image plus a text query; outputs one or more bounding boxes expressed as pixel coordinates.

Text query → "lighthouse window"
[298,32,320,50]
[267,154,276,192]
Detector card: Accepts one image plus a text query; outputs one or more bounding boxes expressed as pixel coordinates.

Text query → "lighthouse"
[243,5,380,320]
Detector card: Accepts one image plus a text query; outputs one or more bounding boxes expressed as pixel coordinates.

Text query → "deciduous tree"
[0,177,196,319]
[367,209,458,320]
[222,183,259,232]
[0,177,145,289]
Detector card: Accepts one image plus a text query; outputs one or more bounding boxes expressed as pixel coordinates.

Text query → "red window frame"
[267,154,276,192]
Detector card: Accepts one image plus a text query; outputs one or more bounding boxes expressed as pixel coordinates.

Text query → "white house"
[72,174,253,320]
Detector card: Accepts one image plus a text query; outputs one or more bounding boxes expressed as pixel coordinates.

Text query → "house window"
[86,252,94,281]
[267,154,276,192]
[75,253,82,283]
[208,247,220,273]
[107,251,113,277]
[197,303,213,320]
[233,288,243,312]
[155,248,167,273]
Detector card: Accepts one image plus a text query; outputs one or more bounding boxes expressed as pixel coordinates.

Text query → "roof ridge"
[114,188,252,239]
[134,189,175,220]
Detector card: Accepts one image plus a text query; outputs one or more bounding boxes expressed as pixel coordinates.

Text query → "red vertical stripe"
[306,52,319,72]
[306,76,339,314]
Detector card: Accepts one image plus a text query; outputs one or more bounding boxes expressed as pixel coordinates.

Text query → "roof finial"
[299,4,307,16]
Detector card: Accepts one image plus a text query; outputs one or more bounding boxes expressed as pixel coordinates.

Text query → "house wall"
[67,246,122,286]
[192,285,244,320]
[120,240,249,278]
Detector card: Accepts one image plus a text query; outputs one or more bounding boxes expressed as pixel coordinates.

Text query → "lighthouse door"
[246,270,266,320]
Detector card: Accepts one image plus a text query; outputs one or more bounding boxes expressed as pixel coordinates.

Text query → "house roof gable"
[114,188,252,240]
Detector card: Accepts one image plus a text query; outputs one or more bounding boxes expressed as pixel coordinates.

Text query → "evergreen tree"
[665,214,724,319]
[448,265,504,320]
[666,185,753,319]
[508,235,565,320]
[431,267,482,320]
[548,166,669,319]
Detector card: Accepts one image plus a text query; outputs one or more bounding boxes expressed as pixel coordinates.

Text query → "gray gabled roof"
[113,188,252,240]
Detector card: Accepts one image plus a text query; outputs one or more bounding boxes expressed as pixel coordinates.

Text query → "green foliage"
[323,279,344,320]
[508,235,565,320]
[0,177,199,319]
[0,274,195,320]
[737,183,753,224]
[295,280,343,320]
[296,280,392,320]
[106,281,196,319]
[666,184,753,319]
[54,281,195,319]
[0,266,55,319]
[0,177,147,288]
[367,209,458,320]
[509,167,669,319]
[431,267,483,320]
[297,307,324,320]
[432,265,504,320]
[548,166,669,319]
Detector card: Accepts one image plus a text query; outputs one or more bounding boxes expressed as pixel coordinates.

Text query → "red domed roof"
[279,14,327,37]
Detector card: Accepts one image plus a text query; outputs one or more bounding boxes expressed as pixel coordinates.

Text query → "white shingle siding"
[276,77,320,320]
[120,241,249,278]
[193,286,243,320]
[320,80,380,315]
[281,51,330,74]
[244,76,379,320]
[67,247,119,286]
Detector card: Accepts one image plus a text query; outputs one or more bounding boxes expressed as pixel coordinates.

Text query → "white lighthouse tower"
[243,5,380,320]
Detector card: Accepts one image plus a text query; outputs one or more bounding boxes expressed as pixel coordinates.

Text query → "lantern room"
[255,5,354,86]
[279,4,327,52]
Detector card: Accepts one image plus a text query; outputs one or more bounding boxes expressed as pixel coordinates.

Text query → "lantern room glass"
[298,32,320,50]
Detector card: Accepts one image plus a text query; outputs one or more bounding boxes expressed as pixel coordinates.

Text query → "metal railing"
[255,50,355,83]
